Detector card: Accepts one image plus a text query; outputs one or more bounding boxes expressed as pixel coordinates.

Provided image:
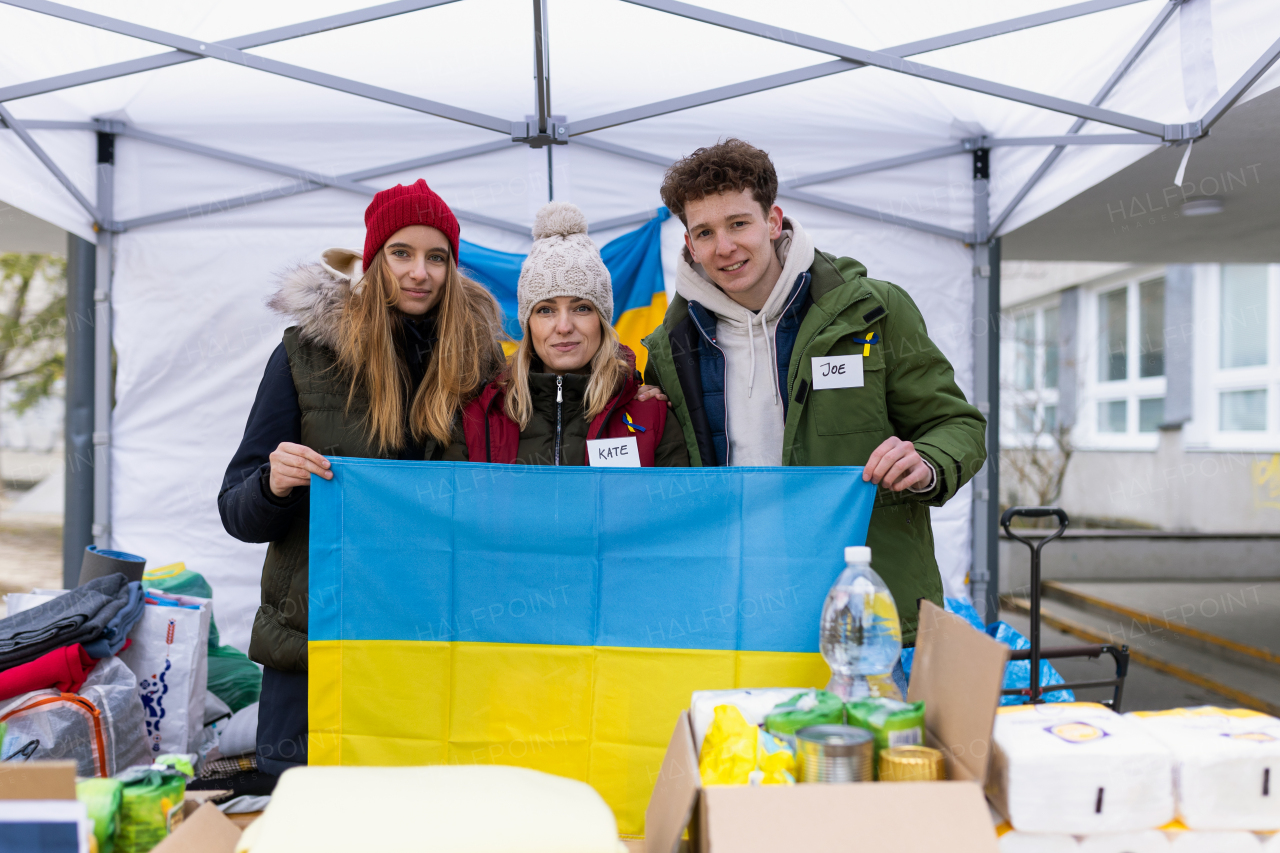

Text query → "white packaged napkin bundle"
[1164,829,1261,852]
[1128,708,1280,831]
[988,702,1175,833]
[1077,830,1170,853]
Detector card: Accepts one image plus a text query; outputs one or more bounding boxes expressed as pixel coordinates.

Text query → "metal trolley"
[1000,506,1131,709]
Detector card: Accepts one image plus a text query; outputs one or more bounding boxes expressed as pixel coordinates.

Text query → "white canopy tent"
[1,0,1277,651]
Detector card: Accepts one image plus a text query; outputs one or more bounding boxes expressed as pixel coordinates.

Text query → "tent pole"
[970,146,1000,624]
[988,0,1180,236]
[0,0,466,104]
[64,232,95,586]
[92,130,114,548]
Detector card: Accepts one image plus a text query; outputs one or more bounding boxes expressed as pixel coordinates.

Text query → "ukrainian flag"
[309,459,874,834]
[460,208,670,374]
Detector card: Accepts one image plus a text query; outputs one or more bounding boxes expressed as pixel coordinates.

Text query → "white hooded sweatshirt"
[674,217,815,466]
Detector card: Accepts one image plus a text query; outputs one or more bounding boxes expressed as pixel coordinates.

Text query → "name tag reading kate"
[811,354,864,390]
[587,436,641,467]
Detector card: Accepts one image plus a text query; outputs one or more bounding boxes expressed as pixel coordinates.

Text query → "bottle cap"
[844,546,872,563]
[878,745,946,782]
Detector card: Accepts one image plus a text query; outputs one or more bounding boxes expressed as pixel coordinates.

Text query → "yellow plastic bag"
[698,705,796,786]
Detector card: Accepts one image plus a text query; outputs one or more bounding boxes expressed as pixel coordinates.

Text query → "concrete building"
[1000,260,1279,531]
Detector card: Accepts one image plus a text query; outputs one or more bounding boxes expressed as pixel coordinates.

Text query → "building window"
[1014,313,1035,391]
[1043,306,1060,389]
[1220,389,1266,431]
[1220,265,1268,369]
[1099,287,1127,382]
[1082,276,1168,446]
[1138,397,1165,432]
[1098,399,1127,432]
[1001,300,1061,448]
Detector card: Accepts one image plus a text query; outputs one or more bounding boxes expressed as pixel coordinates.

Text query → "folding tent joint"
[512,120,568,147]
[961,135,990,151]
[1163,121,1204,143]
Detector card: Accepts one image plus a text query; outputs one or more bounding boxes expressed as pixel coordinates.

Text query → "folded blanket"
[0,573,131,669]
[0,643,99,701]
[83,581,145,659]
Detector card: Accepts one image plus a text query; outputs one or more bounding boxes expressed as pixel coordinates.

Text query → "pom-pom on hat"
[362,179,460,271]
[517,202,612,328]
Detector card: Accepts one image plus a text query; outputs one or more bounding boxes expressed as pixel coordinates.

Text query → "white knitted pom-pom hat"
[517,202,612,328]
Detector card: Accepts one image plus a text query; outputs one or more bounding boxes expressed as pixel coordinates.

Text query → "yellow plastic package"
[698,704,796,786]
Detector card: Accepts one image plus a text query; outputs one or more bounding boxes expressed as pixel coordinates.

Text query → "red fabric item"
[362,179,460,270]
[0,644,99,702]
[462,347,668,465]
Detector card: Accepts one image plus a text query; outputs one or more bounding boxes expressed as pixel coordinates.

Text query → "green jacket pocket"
[813,366,888,436]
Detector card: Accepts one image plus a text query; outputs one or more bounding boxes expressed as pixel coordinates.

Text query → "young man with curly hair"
[642,138,987,651]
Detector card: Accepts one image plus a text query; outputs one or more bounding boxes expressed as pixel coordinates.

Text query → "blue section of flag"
[457,208,669,340]
[309,459,875,652]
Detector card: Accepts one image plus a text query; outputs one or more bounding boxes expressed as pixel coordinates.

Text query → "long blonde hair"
[336,251,505,453]
[502,308,629,429]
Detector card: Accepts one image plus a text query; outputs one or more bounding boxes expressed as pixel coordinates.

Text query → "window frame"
[1077,274,1167,450]
[1000,297,1061,451]
[1186,263,1280,451]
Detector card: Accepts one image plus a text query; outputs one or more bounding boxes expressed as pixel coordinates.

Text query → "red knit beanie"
[362,179,460,271]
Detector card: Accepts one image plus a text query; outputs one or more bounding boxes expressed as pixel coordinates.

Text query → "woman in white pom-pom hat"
[452,202,688,467]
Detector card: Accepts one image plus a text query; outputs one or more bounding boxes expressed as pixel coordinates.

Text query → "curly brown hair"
[659,138,778,226]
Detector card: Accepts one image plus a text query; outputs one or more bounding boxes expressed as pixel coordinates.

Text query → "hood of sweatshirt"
[674,217,816,402]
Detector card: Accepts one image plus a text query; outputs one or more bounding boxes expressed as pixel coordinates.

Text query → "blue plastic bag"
[901,598,1073,704]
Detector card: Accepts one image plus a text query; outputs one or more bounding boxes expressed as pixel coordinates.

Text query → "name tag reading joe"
[587,436,641,467]
[811,354,864,390]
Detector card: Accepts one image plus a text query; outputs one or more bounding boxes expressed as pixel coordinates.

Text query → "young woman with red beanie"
[217,179,504,782]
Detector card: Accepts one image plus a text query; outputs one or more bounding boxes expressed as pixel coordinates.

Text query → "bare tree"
[1000,392,1074,508]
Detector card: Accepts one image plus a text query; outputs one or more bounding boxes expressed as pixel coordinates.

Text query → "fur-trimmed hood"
[267,248,363,351]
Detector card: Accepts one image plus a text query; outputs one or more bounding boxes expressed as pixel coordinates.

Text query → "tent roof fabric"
[1,0,1277,246]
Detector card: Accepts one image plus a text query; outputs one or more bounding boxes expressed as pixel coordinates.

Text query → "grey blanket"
[0,573,132,669]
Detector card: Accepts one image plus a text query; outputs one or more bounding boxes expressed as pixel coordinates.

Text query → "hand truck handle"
[998,506,1070,704]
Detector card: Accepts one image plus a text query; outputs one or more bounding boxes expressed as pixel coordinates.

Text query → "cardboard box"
[151,802,242,853]
[0,760,77,800]
[645,601,1010,853]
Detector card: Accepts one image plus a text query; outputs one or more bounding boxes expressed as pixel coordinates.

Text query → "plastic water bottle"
[819,546,903,700]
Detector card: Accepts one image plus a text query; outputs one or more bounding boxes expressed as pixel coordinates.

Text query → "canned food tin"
[795,725,874,783]
[879,745,946,781]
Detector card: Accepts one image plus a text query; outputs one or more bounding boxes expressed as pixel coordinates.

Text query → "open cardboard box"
[644,601,1011,853]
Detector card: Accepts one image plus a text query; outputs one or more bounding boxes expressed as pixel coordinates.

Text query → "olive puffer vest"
[248,327,453,672]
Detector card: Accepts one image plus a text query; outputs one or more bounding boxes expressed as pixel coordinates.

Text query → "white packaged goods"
[237,765,621,853]
[689,688,807,752]
[1165,830,1261,852]
[117,592,211,758]
[998,830,1079,852]
[988,702,1175,834]
[1077,830,1171,853]
[1128,708,1280,831]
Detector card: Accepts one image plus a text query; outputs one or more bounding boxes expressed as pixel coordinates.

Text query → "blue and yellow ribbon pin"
[852,333,880,357]
[623,412,646,433]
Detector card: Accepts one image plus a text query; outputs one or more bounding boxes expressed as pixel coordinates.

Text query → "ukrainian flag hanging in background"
[308,459,875,835]
[460,208,670,374]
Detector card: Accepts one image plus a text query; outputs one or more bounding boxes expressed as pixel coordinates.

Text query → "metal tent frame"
[2,0,1278,611]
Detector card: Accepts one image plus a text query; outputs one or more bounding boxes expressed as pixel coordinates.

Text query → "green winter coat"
[642,250,987,644]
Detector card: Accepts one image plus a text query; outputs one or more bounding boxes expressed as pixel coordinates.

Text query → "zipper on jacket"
[554,375,563,466]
